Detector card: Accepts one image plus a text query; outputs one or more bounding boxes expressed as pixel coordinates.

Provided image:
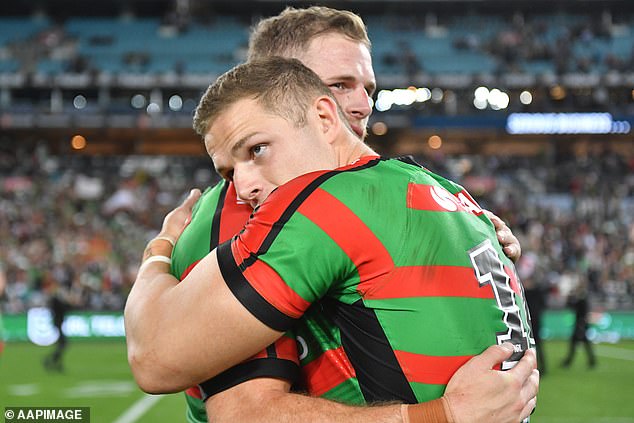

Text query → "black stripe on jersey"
[217,241,295,331]
[395,155,423,168]
[210,181,229,249]
[329,299,418,404]
[241,157,383,269]
[266,343,278,359]
[198,358,300,401]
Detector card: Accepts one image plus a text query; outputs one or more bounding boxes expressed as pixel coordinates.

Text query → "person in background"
[561,281,597,369]
[43,283,70,372]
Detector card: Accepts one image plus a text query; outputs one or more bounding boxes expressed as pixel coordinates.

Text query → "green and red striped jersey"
[171,181,300,423]
[219,155,535,404]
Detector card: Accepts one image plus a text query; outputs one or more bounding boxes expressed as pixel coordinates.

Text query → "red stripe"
[302,347,356,397]
[394,350,473,385]
[363,266,495,300]
[240,335,297,362]
[408,184,485,217]
[236,249,310,319]
[408,183,467,212]
[236,156,379,256]
[237,171,330,254]
[455,189,484,216]
[250,349,268,360]
[185,386,202,399]
[179,259,202,280]
[219,182,252,243]
[275,336,300,364]
[298,188,394,295]
[505,265,521,295]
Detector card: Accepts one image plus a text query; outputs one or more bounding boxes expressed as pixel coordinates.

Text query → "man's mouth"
[350,123,365,138]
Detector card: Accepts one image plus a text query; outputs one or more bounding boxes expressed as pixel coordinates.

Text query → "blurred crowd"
[0,143,633,315]
[423,146,634,311]
[0,144,216,314]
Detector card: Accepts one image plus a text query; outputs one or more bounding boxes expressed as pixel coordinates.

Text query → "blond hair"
[247,6,370,61]
[193,57,336,137]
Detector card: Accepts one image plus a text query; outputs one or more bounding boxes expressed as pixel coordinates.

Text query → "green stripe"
[321,378,365,405]
[259,212,362,305]
[320,161,410,263]
[319,160,503,269]
[294,307,343,364]
[410,381,446,403]
[171,183,223,278]
[368,296,507,356]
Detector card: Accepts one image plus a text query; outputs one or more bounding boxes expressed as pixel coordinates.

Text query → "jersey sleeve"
[197,333,300,401]
[216,172,359,332]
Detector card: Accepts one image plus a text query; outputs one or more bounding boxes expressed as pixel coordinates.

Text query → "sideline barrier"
[2,308,633,344]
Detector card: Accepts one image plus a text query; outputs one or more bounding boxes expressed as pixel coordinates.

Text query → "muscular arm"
[125,246,282,393]
[125,190,282,392]
[206,378,402,423]
[205,344,539,423]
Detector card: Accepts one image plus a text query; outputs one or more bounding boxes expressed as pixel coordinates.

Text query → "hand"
[443,344,539,423]
[484,210,521,262]
[158,189,201,244]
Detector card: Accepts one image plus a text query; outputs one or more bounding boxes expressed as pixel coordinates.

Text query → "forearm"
[124,236,189,392]
[208,390,402,423]
[205,379,451,423]
[125,238,282,393]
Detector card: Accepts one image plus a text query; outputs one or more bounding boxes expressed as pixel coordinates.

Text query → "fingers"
[519,396,537,421]
[483,209,502,228]
[488,211,522,262]
[470,342,515,369]
[523,368,540,403]
[519,369,540,422]
[508,348,537,382]
[184,188,201,208]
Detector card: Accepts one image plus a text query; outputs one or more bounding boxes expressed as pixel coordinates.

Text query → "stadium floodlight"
[431,88,444,103]
[168,95,183,111]
[131,94,146,109]
[73,95,87,110]
[375,89,394,112]
[519,90,533,105]
[488,89,509,110]
[415,87,432,103]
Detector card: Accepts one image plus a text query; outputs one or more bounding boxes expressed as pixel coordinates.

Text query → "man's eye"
[330,83,346,90]
[251,145,267,157]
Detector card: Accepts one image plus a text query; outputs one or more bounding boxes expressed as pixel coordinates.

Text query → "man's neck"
[336,137,378,167]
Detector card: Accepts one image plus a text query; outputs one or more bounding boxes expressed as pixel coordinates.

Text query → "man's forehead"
[301,34,375,81]
[204,98,283,159]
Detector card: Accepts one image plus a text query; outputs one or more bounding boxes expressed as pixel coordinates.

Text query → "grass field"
[1,340,633,422]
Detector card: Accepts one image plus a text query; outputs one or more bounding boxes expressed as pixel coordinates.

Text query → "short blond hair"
[193,57,337,138]
[247,6,371,61]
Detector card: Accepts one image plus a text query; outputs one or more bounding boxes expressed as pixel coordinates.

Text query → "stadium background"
[0,0,633,421]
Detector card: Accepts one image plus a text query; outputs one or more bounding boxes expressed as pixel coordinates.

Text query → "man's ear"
[313,96,340,143]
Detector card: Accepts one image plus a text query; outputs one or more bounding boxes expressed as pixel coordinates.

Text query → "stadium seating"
[1,11,632,78]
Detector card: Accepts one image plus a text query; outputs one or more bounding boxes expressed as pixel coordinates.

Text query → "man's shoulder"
[251,156,423,228]
[267,155,417,200]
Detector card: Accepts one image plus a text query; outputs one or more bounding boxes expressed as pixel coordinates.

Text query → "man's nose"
[346,87,373,119]
[234,167,262,208]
